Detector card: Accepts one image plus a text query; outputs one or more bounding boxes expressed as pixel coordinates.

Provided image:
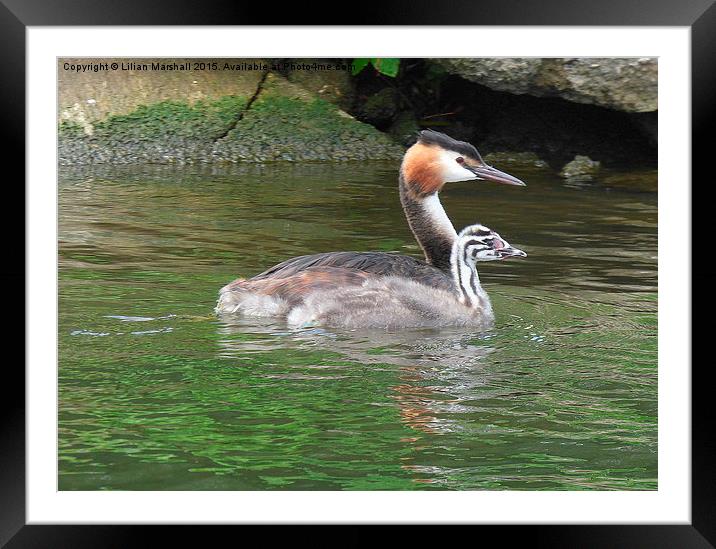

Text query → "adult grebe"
[217,224,526,330]
[217,129,524,295]
[255,131,523,278]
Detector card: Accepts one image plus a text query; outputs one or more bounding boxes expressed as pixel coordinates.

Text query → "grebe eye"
[456,157,464,164]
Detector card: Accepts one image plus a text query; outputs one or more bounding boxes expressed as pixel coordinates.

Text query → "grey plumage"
[216,224,525,330]
[216,131,527,330]
[285,276,493,331]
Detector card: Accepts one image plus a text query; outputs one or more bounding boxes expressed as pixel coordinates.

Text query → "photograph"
[57,56,658,492]
[5,5,707,542]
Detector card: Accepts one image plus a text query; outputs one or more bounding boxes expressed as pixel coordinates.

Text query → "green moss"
[249,97,364,134]
[58,90,402,164]
[218,95,402,161]
[92,96,248,142]
[58,121,87,139]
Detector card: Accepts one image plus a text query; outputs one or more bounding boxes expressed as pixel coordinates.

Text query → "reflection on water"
[59,161,657,490]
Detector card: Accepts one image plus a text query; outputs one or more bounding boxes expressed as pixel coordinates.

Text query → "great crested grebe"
[217,224,526,329]
[216,130,526,327]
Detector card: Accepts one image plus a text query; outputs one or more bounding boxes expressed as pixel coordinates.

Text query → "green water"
[58,161,657,490]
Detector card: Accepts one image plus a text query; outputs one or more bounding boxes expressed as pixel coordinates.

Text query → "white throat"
[421,193,458,240]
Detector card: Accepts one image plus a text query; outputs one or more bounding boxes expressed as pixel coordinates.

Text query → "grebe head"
[457,224,527,262]
[401,130,525,195]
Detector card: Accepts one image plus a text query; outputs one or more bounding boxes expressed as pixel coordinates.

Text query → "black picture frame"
[5,0,710,546]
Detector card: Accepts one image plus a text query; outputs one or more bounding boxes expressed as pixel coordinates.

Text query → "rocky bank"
[58,57,657,177]
[58,58,402,165]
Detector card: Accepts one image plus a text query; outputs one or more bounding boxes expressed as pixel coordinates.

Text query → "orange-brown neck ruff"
[400,143,443,197]
[399,142,456,272]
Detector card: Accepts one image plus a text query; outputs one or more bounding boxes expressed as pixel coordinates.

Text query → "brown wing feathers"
[229,266,371,307]
[226,251,454,307]
[251,251,453,291]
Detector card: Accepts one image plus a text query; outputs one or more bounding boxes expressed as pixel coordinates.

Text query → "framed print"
[6,0,712,545]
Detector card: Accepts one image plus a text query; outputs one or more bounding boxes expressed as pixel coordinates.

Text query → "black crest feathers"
[417,130,484,163]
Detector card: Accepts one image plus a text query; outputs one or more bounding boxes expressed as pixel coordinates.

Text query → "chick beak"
[498,245,527,259]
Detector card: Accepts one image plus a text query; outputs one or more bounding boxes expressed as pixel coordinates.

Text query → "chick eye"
[455,157,464,164]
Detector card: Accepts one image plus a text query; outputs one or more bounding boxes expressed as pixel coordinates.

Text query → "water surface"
[58,161,657,490]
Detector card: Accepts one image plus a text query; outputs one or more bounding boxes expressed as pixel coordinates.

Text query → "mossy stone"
[58,72,402,165]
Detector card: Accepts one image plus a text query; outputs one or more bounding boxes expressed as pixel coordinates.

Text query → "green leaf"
[351,58,371,75]
[371,58,400,77]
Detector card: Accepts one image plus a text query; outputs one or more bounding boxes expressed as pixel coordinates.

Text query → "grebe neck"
[399,172,457,272]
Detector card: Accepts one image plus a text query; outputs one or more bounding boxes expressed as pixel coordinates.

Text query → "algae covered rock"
[560,155,601,181]
[59,58,264,131]
[58,61,401,165]
[59,96,250,164]
[58,58,262,164]
[214,73,402,162]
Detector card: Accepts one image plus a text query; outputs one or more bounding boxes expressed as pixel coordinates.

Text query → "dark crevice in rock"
[213,70,269,142]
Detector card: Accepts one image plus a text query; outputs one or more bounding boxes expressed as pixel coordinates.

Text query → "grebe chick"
[217,224,526,331]
[233,130,525,289]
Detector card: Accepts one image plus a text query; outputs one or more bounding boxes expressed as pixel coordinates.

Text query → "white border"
[28,27,690,524]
